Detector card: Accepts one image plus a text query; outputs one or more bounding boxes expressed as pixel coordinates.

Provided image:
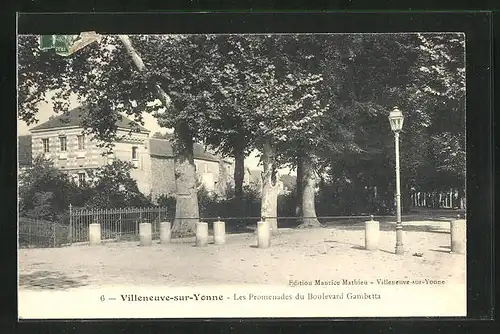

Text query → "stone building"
[28,106,152,194]
[243,168,292,195]
[149,137,234,200]
[20,106,233,202]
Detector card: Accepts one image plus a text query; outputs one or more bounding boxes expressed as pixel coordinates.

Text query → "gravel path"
[18,221,466,291]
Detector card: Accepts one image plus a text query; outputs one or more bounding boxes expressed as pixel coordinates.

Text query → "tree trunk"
[216,160,228,196]
[233,144,245,221]
[298,154,321,228]
[171,122,199,234]
[260,140,278,234]
[295,154,303,219]
[118,35,171,107]
[234,145,245,200]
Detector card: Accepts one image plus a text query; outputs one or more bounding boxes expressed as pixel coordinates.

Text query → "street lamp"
[388,107,405,255]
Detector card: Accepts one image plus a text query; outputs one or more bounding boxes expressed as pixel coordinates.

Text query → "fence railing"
[410,189,465,209]
[19,217,70,248]
[69,205,169,243]
[21,206,465,249]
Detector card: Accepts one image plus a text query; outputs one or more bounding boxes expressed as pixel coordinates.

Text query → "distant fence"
[410,189,465,210]
[19,217,70,248]
[69,205,169,243]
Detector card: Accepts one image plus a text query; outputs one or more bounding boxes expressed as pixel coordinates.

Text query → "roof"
[30,106,150,133]
[18,135,32,166]
[149,138,220,162]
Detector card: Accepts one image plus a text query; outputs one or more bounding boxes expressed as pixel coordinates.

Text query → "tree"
[83,160,152,208]
[18,34,205,233]
[19,156,152,222]
[199,35,258,203]
[273,35,355,227]
[411,33,466,196]
[246,36,331,232]
[319,33,466,213]
[19,156,82,221]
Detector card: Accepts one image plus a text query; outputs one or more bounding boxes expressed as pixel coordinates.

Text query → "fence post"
[364,215,379,251]
[159,221,171,244]
[69,203,73,244]
[135,208,139,236]
[450,215,466,254]
[196,221,209,247]
[89,222,101,245]
[139,220,152,246]
[157,206,161,236]
[257,217,270,249]
[213,217,226,245]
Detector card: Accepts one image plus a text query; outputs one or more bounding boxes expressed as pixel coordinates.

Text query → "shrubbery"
[20,155,396,231]
[157,184,262,225]
[19,156,153,224]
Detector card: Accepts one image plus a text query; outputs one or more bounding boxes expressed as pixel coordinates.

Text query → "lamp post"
[388,107,405,255]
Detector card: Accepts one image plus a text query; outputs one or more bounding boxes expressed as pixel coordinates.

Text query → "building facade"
[243,168,291,195]
[22,106,233,202]
[148,137,233,200]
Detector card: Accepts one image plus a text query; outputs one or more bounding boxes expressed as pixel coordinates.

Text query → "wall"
[150,157,233,202]
[109,129,151,196]
[150,156,176,201]
[31,127,151,195]
[195,159,221,193]
[30,126,233,201]
[31,127,103,171]
[216,160,233,195]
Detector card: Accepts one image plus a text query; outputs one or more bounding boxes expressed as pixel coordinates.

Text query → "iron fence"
[19,217,70,248]
[410,189,465,209]
[69,205,169,243]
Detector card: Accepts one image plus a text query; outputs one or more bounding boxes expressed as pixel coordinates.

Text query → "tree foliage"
[18,32,466,224]
[19,156,79,221]
[19,156,152,222]
[84,160,152,208]
[320,33,466,212]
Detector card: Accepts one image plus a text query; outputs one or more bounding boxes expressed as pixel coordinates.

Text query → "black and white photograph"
[17,27,468,318]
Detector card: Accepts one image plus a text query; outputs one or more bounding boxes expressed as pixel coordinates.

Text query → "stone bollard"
[139,222,152,246]
[364,215,380,251]
[450,218,466,254]
[196,221,209,247]
[159,222,171,244]
[213,219,226,245]
[257,220,270,248]
[89,223,101,245]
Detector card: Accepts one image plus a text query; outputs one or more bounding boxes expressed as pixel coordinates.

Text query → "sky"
[17,96,294,175]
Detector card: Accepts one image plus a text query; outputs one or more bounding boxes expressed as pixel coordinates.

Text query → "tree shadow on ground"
[327,222,450,234]
[429,249,451,254]
[19,271,89,290]
[325,240,396,255]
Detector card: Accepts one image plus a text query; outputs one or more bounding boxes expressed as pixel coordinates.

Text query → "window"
[77,173,85,186]
[77,135,85,150]
[198,162,208,174]
[42,138,50,153]
[132,146,138,160]
[59,136,67,152]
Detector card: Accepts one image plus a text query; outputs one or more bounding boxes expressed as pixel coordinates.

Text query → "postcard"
[17,26,467,319]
